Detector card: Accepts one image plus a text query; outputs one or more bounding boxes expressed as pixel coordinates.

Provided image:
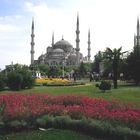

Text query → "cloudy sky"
[0,0,140,69]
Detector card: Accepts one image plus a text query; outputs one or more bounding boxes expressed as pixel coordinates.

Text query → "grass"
[1,81,140,104]
[0,129,96,140]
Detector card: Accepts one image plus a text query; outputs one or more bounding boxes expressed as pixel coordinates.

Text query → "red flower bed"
[0,94,140,126]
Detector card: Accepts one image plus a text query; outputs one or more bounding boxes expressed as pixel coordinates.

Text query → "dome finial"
[62,35,64,40]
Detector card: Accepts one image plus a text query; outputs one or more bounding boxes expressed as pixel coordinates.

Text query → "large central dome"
[53,38,73,52]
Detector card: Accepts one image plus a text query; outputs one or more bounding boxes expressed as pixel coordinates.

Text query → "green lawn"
[0,129,97,140]
[1,82,140,104]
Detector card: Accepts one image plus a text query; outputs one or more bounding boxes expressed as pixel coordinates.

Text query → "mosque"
[30,14,92,67]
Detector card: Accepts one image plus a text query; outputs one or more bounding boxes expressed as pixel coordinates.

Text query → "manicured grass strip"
[0,129,94,140]
[1,82,140,105]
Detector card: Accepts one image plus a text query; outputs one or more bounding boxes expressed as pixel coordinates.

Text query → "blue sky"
[0,0,21,16]
[0,0,140,69]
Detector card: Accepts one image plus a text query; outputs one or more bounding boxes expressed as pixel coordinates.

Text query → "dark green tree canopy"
[5,64,34,90]
[104,47,125,89]
[92,51,104,73]
[125,47,140,85]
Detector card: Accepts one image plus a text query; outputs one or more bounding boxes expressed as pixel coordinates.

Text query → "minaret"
[87,29,91,61]
[30,18,35,65]
[52,32,54,47]
[137,18,139,36]
[136,17,140,46]
[75,13,80,65]
[62,35,64,40]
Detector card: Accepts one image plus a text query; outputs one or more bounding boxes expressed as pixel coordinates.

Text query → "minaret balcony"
[76,39,80,42]
[30,50,35,53]
[31,34,35,37]
[31,42,35,46]
[76,31,80,34]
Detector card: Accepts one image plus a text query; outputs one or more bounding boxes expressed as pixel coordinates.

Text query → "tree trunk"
[113,61,118,89]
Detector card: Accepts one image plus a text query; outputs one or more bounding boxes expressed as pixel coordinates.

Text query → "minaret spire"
[52,32,54,47]
[62,35,64,40]
[136,17,140,47]
[87,29,91,61]
[75,13,80,65]
[137,17,139,37]
[30,18,35,65]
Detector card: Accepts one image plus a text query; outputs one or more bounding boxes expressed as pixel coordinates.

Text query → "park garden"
[0,47,140,140]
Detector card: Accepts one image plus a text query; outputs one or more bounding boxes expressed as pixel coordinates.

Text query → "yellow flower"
[35,78,72,84]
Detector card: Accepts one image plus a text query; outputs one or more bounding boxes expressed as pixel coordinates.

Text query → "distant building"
[30,14,92,67]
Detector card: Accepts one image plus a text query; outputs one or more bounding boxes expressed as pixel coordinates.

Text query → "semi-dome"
[53,38,73,52]
[68,53,76,59]
[52,48,64,53]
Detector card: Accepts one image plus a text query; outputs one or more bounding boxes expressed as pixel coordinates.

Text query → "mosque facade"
[30,15,91,67]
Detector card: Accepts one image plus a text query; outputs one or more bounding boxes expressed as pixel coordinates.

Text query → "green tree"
[105,47,125,89]
[126,48,140,85]
[48,66,62,77]
[6,64,34,90]
[7,71,23,90]
[38,64,49,76]
[92,51,104,73]
[19,70,34,89]
[0,72,6,90]
[92,51,113,79]
[78,62,87,78]
[84,63,92,73]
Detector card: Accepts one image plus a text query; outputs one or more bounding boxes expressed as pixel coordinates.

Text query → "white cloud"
[0,24,19,32]
[23,1,97,61]
[0,14,30,69]
[24,2,77,58]
[1,0,140,69]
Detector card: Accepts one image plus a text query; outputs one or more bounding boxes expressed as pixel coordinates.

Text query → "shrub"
[8,120,22,128]
[0,73,6,91]
[96,80,111,92]
[7,72,23,90]
[6,64,34,90]
[0,121,5,129]
[36,115,54,128]
[20,71,34,89]
[36,118,47,127]
[1,116,140,140]
[53,116,71,129]
[36,116,140,140]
